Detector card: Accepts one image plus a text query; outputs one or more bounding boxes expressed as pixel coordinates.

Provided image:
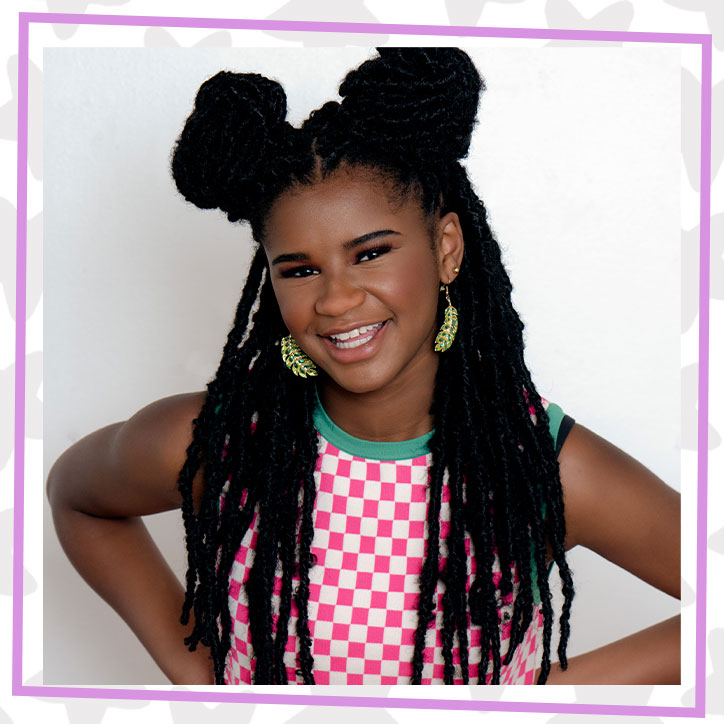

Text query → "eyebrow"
[270,229,401,266]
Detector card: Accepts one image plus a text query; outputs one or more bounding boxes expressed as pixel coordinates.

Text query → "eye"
[280,266,319,279]
[356,245,392,263]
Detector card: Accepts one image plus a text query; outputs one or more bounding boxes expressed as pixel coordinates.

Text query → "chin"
[324,367,393,396]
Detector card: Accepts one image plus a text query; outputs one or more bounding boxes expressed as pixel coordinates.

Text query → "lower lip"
[321,321,389,363]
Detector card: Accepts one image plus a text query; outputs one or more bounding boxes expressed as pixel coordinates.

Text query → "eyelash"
[280,245,392,278]
[280,266,317,279]
[356,245,391,263]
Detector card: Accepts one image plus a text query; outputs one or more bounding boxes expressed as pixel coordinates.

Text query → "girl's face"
[262,167,463,396]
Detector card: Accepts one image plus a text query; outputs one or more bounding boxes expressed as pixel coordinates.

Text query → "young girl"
[47,48,680,686]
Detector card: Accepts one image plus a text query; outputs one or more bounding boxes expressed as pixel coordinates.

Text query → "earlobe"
[437,212,465,283]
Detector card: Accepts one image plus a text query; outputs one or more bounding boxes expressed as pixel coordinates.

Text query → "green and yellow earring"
[434,269,459,353]
[281,335,318,378]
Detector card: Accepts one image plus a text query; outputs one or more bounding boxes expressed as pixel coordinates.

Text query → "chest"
[224,438,542,684]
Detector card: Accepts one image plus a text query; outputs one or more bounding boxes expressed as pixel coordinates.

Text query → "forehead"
[262,169,428,251]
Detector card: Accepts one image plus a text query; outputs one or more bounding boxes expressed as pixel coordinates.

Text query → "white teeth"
[329,323,379,341]
[329,322,383,348]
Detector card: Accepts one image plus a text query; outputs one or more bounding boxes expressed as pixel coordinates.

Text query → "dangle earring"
[434,268,460,353]
[281,335,318,378]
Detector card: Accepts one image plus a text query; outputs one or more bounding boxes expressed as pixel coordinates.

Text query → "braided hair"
[171,48,574,685]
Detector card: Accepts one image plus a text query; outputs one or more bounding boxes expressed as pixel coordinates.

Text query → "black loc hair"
[172,48,574,685]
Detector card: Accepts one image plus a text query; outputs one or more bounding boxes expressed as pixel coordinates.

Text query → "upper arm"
[47,391,207,517]
[557,423,680,600]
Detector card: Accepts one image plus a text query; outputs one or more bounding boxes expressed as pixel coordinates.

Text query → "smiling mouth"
[326,322,386,349]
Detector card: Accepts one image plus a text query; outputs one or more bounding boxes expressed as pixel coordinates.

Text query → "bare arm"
[47,392,213,684]
[543,615,680,684]
[539,423,680,684]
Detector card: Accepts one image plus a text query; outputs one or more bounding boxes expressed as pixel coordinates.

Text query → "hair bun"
[171,71,290,222]
[338,48,483,165]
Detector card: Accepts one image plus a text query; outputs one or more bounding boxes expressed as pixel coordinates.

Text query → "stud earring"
[434,284,458,353]
[281,335,318,378]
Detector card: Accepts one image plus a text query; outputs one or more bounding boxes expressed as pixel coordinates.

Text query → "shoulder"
[111,391,207,473]
[48,391,207,517]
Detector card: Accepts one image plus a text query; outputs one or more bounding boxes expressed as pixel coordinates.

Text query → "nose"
[314,271,366,318]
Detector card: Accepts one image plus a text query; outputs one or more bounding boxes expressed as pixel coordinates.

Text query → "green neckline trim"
[313,394,565,465]
[313,389,433,461]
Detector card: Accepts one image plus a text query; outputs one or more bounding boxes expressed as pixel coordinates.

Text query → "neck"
[317,363,438,443]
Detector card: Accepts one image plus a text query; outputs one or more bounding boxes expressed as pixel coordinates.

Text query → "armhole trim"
[544,402,575,458]
[555,415,575,457]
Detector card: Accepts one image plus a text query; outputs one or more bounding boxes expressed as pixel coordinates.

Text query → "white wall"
[43,46,681,684]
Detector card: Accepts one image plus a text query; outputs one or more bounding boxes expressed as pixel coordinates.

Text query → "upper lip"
[319,320,387,337]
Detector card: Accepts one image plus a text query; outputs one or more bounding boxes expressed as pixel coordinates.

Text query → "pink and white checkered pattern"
[224,436,543,685]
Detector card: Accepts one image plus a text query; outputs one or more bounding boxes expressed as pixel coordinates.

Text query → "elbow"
[46,422,125,519]
[46,435,91,514]
[46,450,73,514]
[46,456,62,509]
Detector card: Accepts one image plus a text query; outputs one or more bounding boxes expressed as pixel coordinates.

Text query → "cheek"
[382,258,440,318]
[272,284,312,333]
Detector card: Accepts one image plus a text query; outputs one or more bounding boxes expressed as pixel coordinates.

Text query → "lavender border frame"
[13,12,711,717]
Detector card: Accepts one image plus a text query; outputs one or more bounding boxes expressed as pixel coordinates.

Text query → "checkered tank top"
[224,399,570,685]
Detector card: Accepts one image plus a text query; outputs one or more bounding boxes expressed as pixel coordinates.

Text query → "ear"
[435,212,465,284]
